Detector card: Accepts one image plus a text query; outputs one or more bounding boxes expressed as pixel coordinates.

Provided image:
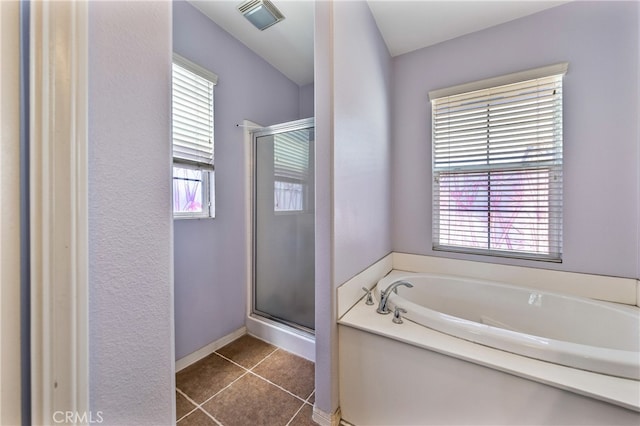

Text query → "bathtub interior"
[376,271,640,353]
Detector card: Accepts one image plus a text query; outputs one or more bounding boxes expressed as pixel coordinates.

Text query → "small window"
[273,129,312,213]
[430,64,567,261]
[172,54,217,218]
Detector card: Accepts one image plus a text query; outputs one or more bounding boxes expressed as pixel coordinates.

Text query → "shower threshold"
[246,313,315,362]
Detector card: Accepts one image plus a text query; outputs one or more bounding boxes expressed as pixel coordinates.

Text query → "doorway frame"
[29,1,89,422]
[1,1,24,423]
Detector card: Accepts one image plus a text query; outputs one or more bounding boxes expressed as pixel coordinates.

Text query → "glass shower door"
[253,119,315,332]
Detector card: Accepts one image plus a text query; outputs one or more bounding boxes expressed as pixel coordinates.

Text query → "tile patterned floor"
[176,335,317,426]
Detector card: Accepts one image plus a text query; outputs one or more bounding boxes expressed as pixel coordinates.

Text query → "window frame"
[429,63,567,262]
[274,178,308,213]
[171,54,217,219]
[272,128,314,215]
[172,164,214,220]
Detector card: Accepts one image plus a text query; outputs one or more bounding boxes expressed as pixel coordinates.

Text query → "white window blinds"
[274,130,311,181]
[172,55,217,170]
[430,64,566,261]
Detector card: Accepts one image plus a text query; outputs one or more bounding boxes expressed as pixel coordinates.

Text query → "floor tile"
[288,403,316,426]
[177,408,218,426]
[307,391,315,405]
[216,334,276,369]
[202,373,303,426]
[253,349,315,399]
[176,353,245,404]
[176,391,196,421]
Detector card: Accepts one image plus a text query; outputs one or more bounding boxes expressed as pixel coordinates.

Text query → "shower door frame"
[250,117,315,335]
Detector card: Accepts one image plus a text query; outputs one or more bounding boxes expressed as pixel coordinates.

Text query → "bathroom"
[172,0,639,424]
[4,0,637,425]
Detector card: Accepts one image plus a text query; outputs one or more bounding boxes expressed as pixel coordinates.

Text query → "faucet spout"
[376,280,413,314]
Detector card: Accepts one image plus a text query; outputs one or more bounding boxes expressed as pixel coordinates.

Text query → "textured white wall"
[88,1,175,424]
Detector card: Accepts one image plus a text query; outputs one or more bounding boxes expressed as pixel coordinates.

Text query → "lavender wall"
[313,0,335,417]
[333,1,392,286]
[392,1,639,279]
[172,1,303,359]
[89,1,175,423]
[299,83,315,119]
[314,0,392,416]
[637,1,640,282]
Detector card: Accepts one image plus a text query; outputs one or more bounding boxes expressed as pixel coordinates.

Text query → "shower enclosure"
[252,118,315,333]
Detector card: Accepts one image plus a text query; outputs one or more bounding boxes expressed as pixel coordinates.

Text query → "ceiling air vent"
[238,0,285,31]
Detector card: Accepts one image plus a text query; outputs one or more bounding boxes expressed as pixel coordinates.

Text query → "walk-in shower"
[251,118,315,335]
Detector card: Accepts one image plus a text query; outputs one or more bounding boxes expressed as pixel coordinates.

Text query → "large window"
[172,54,217,218]
[430,64,567,261]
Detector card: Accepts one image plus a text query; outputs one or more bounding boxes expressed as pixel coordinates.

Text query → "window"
[430,63,567,261]
[172,54,217,218]
[273,129,313,212]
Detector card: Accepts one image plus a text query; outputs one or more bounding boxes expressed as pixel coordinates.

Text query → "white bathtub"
[375,272,640,380]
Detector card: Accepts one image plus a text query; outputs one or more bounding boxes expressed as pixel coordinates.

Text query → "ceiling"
[189,0,569,87]
[190,0,315,85]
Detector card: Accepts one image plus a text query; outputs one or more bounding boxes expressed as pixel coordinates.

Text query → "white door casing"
[29,1,89,423]
[1,1,23,424]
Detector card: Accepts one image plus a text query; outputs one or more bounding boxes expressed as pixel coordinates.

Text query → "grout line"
[198,407,224,426]
[176,387,196,403]
[247,370,309,404]
[305,389,315,405]
[178,340,315,425]
[176,402,224,426]
[284,401,307,426]
[175,388,200,422]
[212,344,278,373]
[176,389,224,425]
[249,346,280,371]
[198,370,250,408]
[175,406,198,424]
[177,372,250,426]
[177,348,283,422]
[213,347,315,405]
[212,351,253,372]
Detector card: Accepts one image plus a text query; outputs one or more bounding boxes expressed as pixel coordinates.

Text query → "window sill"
[433,245,562,263]
[173,215,215,220]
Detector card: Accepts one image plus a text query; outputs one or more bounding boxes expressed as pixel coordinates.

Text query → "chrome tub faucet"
[377,280,413,314]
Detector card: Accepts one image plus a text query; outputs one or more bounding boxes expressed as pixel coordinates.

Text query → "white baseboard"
[246,315,315,361]
[175,327,246,372]
[312,406,341,426]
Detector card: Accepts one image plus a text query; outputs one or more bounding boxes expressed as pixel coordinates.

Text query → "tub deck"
[338,297,640,412]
